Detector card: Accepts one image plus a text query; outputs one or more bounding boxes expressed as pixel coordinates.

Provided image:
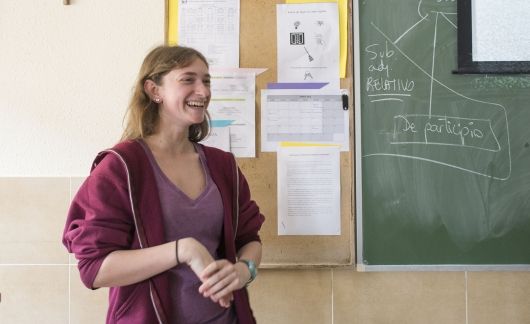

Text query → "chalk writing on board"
[364,41,415,102]
[392,114,500,152]
[362,2,512,180]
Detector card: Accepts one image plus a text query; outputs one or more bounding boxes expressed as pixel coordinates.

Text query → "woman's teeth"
[186,100,205,108]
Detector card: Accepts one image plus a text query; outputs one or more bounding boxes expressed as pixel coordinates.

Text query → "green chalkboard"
[354,0,530,269]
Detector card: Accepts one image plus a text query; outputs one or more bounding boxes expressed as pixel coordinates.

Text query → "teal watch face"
[247,260,257,279]
[241,259,257,282]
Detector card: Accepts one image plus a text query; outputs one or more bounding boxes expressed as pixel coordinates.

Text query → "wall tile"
[70,177,85,199]
[249,269,332,324]
[333,270,466,324]
[69,265,108,324]
[3,175,530,324]
[468,272,530,324]
[0,178,70,264]
[0,265,68,324]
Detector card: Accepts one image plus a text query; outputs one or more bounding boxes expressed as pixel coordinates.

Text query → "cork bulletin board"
[167,0,354,267]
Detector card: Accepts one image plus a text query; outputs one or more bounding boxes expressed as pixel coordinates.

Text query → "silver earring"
[154,97,161,103]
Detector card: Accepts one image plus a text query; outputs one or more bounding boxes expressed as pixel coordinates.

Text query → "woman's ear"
[144,79,160,101]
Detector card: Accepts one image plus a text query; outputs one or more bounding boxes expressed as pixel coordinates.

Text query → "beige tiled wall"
[1,178,530,323]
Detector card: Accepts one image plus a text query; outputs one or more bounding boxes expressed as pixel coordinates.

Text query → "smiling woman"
[62,45,265,324]
[144,58,211,133]
[122,46,212,142]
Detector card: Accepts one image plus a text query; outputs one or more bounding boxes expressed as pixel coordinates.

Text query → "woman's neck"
[144,131,195,156]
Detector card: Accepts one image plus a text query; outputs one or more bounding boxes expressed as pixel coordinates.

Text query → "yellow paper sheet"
[167,0,178,45]
[286,0,347,78]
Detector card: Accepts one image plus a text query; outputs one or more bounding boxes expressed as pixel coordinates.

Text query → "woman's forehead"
[168,59,210,77]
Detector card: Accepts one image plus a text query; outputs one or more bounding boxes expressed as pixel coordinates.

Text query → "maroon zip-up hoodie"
[63,140,264,324]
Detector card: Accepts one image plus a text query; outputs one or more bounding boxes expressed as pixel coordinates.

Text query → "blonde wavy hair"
[121,45,211,142]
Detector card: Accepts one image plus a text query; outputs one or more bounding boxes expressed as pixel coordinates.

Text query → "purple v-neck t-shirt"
[140,141,236,324]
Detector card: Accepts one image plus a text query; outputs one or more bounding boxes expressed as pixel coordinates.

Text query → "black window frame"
[457,0,530,74]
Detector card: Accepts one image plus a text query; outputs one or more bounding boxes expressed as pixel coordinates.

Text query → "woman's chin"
[190,115,205,124]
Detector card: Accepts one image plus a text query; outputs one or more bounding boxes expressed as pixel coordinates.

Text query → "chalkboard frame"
[353,0,530,271]
[456,0,530,74]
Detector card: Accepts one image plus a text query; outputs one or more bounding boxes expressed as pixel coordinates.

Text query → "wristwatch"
[239,259,257,286]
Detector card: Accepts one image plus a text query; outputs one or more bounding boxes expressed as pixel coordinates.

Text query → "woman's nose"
[195,82,210,96]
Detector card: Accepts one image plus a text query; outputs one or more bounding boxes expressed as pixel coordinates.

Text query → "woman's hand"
[178,238,234,307]
[198,260,250,307]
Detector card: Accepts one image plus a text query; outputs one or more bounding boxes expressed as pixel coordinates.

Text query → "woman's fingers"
[198,260,240,302]
[199,260,222,281]
[202,269,238,298]
[218,294,233,308]
[199,261,233,292]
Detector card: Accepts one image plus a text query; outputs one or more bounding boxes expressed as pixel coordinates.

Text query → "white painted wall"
[0,0,165,176]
